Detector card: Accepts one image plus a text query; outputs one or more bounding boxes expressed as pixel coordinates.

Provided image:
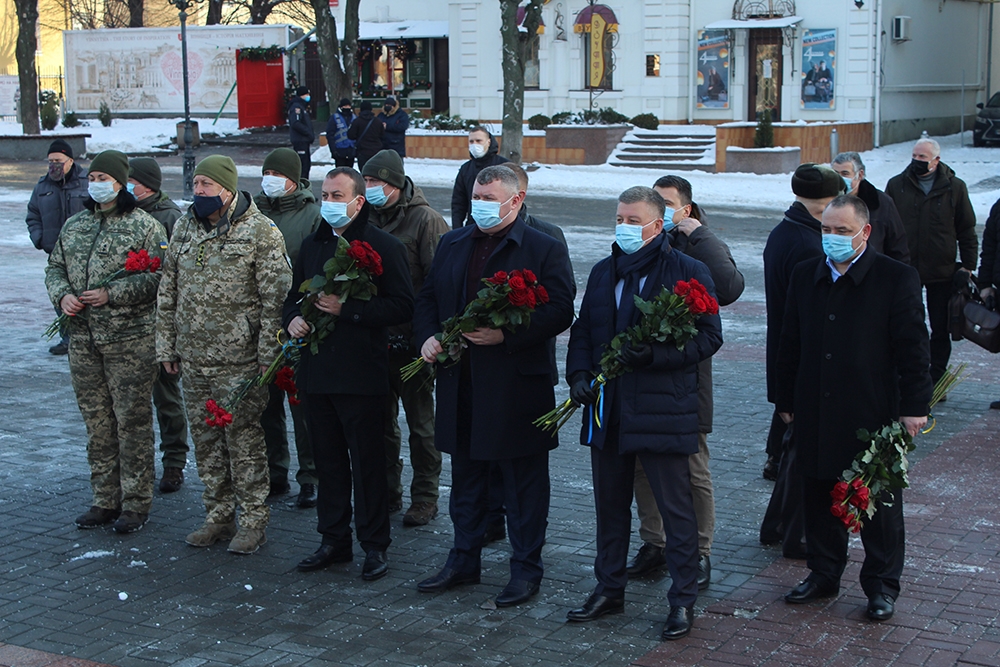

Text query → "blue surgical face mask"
[663,208,678,233]
[262,175,289,199]
[193,194,226,218]
[302,95,311,103]
[88,180,118,204]
[365,184,389,208]
[822,226,866,263]
[842,175,854,192]
[471,195,515,230]
[126,182,136,195]
[321,198,356,228]
[615,219,658,254]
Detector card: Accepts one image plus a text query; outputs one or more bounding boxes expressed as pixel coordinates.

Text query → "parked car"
[974,92,1000,146]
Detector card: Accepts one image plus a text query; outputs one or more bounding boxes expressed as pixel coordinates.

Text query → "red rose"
[849,485,870,509]
[848,517,863,533]
[534,285,549,304]
[488,271,508,285]
[830,481,849,503]
[150,256,162,272]
[706,297,719,315]
[850,477,865,490]
[125,249,151,272]
[674,280,691,297]
[508,289,531,307]
[510,270,523,280]
[508,276,527,291]
[525,289,537,308]
[830,503,848,520]
[288,395,301,406]
[523,269,537,284]
[347,240,366,262]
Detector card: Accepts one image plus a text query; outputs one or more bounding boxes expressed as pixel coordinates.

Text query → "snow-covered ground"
[0,118,245,154]
[4,118,999,220]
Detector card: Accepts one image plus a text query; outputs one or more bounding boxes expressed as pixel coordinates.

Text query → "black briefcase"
[963,301,1000,353]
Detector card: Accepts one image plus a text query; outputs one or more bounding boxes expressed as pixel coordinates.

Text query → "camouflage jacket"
[45,204,166,344]
[156,192,292,368]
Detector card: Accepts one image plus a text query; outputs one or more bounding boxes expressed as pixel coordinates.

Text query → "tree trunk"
[206,0,223,25]
[311,0,346,108]
[498,0,542,164]
[13,0,39,135]
[127,0,143,27]
[249,0,271,25]
[340,0,361,103]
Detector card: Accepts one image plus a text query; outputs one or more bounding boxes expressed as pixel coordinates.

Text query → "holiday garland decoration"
[237,45,285,62]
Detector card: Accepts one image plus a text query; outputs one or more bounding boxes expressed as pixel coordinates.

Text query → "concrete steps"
[609,129,716,172]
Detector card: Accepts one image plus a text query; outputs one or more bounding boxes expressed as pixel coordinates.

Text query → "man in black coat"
[348,101,386,173]
[760,164,846,558]
[565,186,723,640]
[776,195,931,622]
[450,126,509,229]
[413,166,575,608]
[284,167,414,582]
[831,152,910,263]
[287,86,315,180]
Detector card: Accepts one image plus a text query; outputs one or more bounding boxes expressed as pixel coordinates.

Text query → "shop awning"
[704,16,803,30]
[574,4,619,33]
[337,21,449,41]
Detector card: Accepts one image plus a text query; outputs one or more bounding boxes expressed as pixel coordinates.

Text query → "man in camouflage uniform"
[362,150,449,526]
[254,147,322,507]
[129,157,189,493]
[45,149,165,533]
[156,155,292,555]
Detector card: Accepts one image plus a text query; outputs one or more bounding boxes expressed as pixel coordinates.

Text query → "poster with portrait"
[801,29,836,109]
[696,30,730,109]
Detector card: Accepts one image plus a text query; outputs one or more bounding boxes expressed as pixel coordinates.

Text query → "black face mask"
[48,162,67,180]
[340,107,352,115]
[383,104,393,113]
[910,159,931,176]
[193,194,225,218]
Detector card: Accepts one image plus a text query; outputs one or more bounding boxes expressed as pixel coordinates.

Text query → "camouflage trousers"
[68,331,157,514]
[183,363,270,530]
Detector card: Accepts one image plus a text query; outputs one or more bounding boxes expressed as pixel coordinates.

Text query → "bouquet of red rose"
[399,269,549,382]
[204,238,381,427]
[44,249,162,340]
[831,363,967,532]
[534,278,719,436]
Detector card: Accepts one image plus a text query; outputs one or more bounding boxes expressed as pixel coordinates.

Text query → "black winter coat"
[885,162,977,283]
[450,136,509,229]
[775,250,932,479]
[667,224,744,432]
[287,98,315,144]
[26,163,89,253]
[978,198,1000,289]
[282,204,414,396]
[763,202,825,402]
[381,109,410,157]
[413,218,576,460]
[348,111,385,166]
[855,179,910,264]
[566,234,723,455]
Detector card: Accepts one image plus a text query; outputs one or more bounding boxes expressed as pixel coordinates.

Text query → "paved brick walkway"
[1,153,998,666]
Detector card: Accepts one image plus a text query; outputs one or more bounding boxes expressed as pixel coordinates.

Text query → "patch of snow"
[128,560,147,568]
[118,591,129,600]
[0,118,244,155]
[69,550,115,562]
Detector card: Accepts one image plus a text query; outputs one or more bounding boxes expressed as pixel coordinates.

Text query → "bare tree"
[309,0,359,106]
[13,0,39,133]
[498,0,542,164]
[127,0,143,26]
[206,0,223,25]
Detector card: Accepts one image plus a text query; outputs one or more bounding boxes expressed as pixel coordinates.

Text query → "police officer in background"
[288,86,315,181]
[128,157,190,494]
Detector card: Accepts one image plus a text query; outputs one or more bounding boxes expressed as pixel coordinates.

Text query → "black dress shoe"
[495,579,539,607]
[362,550,388,581]
[268,479,291,498]
[484,520,506,544]
[991,399,1000,410]
[626,542,667,576]
[784,579,839,604]
[762,454,780,481]
[296,483,317,508]
[697,555,711,590]
[297,544,352,572]
[866,593,895,621]
[566,592,625,622]
[661,605,694,640]
[417,567,480,592]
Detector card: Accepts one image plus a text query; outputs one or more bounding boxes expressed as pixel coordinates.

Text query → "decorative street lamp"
[170,0,197,199]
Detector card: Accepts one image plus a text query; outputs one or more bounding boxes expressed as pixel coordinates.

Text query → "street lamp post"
[171,0,197,199]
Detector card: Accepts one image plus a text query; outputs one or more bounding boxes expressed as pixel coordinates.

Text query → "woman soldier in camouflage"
[45,149,167,534]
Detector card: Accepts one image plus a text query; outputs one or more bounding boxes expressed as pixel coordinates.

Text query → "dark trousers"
[591,432,699,607]
[765,409,786,459]
[305,393,390,553]
[152,364,189,469]
[292,141,312,181]
[760,421,806,556]
[803,476,904,599]
[334,155,355,168]
[924,281,951,383]
[486,463,506,528]
[262,384,317,485]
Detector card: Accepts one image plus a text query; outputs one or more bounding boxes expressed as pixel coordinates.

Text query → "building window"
[574,4,618,90]
[646,54,660,77]
[525,35,541,89]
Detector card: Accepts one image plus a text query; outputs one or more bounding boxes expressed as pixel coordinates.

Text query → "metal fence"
[0,66,66,123]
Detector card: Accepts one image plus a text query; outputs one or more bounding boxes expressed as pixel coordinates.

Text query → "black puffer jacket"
[854,178,910,264]
[26,163,89,253]
[450,135,509,229]
[287,97,315,144]
[885,162,977,283]
[348,110,386,167]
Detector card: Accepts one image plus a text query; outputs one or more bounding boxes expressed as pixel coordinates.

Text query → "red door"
[235,53,286,129]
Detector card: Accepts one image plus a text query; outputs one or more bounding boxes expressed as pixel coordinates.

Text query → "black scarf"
[613,233,665,332]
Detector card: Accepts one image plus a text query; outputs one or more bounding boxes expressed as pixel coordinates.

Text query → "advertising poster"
[801,28,836,109]
[696,30,729,109]
[63,25,293,115]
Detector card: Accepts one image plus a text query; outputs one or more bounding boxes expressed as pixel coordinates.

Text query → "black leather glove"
[569,372,599,406]
[618,342,654,368]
